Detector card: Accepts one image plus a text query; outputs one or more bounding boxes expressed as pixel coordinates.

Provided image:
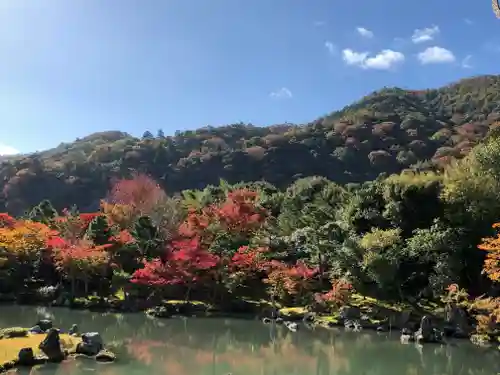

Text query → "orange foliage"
[51,238,110,279]
[478,223,500,281]
[263,261,317,301]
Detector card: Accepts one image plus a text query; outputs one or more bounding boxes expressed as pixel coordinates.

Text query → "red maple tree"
[131,237,219,291]
[107,173,167,216]
[0,213,16,228]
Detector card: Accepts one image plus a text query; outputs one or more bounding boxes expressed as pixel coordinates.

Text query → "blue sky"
[0,0,499,155]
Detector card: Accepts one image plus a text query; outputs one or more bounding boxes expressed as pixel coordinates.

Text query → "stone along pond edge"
[0,320,116,374]
[1,294,494,373]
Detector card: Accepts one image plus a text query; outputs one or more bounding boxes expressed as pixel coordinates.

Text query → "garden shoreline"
[0,293,488,346]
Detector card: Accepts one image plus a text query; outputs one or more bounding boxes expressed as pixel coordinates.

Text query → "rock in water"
[18,348,35,366]
[339,306,361,320]
[38,328,64,362]
[77,332,104,356]
[36,320,53,331]
[29,325,44,334]
[415,315,441,343]
[445,304,470,338]
[284,321,298,332]
[68,324,79,336]
[95,349,116,362]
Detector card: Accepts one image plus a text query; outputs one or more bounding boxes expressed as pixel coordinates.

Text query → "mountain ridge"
[2,74,500,214]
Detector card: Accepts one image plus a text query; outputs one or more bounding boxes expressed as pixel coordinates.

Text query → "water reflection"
[0,305,498,375]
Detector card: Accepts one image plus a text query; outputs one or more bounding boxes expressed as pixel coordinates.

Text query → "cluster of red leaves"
[131,237,219,286]
[215,190,267,233]
[109,229,135,245]
[264,261,318,296]
[53,211,104,241]
[48,236,110,275]
[179,189,267,240]
[0,213,16,228]
[107,173,166,216]
[79,213,101,229]
[230,246,268,272]
[315,279,353,307]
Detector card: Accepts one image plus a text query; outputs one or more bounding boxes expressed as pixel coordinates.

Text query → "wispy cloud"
[342,49,404,70]
[461,55,472,68]
[464,18,473,25]
[324,41,337,55]
[356,27,374,38]
[0,144,19,156]
[314,21,326,27]
[418,46,455,64]
[411,25,440,43]
[270,87,292,99]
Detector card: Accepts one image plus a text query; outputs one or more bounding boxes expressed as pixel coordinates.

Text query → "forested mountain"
[2,74,500,214]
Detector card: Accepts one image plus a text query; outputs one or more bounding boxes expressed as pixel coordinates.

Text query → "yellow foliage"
[360,228,402,250]
[0,333,80,363]
[0,221,53,263]
[470,297,500,334]
[100,200,136,229]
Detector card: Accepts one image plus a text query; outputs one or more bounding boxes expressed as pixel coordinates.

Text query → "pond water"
[0,305,498,375]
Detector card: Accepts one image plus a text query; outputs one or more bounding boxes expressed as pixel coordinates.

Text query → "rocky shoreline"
[1,291,496,359]
[0,320,116,373]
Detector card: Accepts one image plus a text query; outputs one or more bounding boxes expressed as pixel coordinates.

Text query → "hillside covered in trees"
[2,74,500,343]
[2,131,500,343]
[1,74,500,214]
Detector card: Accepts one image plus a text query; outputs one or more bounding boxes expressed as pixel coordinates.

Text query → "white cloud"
[270,87,292,99]
[464,18,473,25]
[324,41,337,55]
[418,46,455,64]
[364,50,405,69]
[342,48,404,70]
[356,27,374,38]
[461,54,472,68]
[0,144,19,156]
[342,49,368,66]
[411,25,440,43]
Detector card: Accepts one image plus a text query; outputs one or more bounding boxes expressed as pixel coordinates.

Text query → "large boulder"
[17,348,36,366]
[38,328,65,362]
[36,320,53,331]
[339,306,361,320]
[398,310,412,328]
[76,332,103,356]
[68,324,79,336]
[445,304,471,338]
[414,315,442,344]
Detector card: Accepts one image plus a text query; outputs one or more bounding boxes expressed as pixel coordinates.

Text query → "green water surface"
[0,305,497,375]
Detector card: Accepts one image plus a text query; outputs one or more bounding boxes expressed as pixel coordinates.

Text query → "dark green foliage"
[86,216,114,245]
[28,200,57,225]
[131,216,163,260]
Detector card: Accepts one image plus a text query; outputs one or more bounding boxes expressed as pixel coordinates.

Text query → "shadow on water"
[0,305,498,375]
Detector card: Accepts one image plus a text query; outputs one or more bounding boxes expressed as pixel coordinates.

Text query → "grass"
[0,333,80,364]
[278,307,308,317]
